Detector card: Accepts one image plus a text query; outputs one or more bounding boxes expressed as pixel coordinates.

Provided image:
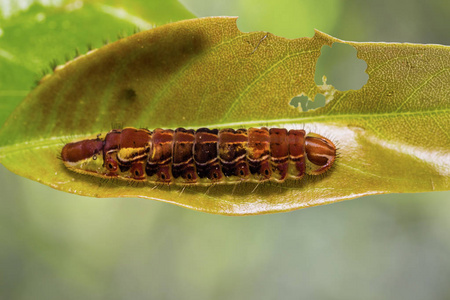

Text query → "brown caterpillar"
[61,127,336,185]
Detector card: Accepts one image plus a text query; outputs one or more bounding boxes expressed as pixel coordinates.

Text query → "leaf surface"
[0,16,449,215]
[0,0,194,126]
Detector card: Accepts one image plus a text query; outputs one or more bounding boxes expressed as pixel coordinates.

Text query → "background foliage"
[0,0,449,299]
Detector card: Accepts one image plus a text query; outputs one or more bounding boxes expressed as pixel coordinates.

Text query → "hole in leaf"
[315,43,368,91]
[289,95,304,109]
[289,94,325,112]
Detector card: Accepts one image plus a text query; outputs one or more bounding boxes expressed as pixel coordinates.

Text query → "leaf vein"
[395,67,450,112]
[221,49,320,121]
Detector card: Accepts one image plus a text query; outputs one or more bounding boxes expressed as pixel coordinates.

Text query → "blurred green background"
[1,0,449,299]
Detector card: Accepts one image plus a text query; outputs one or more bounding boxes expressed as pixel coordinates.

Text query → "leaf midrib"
[1,107,448,158]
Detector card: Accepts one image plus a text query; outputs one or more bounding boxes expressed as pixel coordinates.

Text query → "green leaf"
[0,16,449,215]
[0,0,195,126]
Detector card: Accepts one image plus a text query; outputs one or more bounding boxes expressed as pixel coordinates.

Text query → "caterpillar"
[61,127,336,185]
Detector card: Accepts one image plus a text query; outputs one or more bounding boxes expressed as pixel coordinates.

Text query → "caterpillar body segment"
[61,127,336,185]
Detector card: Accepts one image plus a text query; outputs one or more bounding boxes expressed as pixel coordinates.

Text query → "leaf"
[0,0,195,126]
[0,16,449,215]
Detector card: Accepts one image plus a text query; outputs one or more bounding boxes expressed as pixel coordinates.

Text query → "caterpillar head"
[61,139,105,175]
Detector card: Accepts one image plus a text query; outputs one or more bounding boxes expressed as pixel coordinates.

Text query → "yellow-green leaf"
[0,17,449,215]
